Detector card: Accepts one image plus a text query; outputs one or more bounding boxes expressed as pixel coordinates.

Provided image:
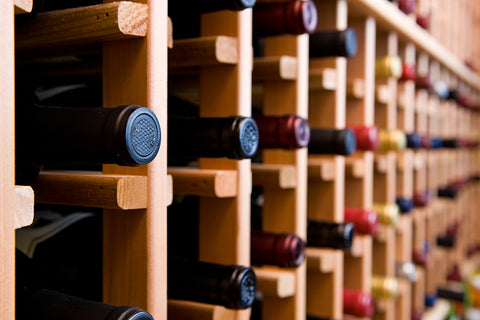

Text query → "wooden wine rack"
[3,0,480,319]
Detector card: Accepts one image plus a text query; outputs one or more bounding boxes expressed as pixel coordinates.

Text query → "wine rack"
[3,0,480,319]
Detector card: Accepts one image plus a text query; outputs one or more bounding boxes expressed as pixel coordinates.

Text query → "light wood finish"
[421,299,450,320]
[102,0,168,318]
[0,0,15,318]
[346,78,365,99]
[308,157,336,181]
[168,300,237,320]
[309,68,337,91]
[169,36,238,68]
[14,0,32,14]
[345,157,365,178]
[14,185,34,229]
[253,267,297,298]
[253,56,297,81]
[32,171,148,209]
[251,163,297,189]
[15,2,148,50]
[345,235,373,292]
[168,167,237,198]
[347,0,480,89]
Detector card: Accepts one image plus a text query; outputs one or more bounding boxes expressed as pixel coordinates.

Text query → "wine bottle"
[395,196,414,214]
[372,203,399,227]
[167,257,257,309]
[371,275,399,299]
[398,0,416,15]
[377,129,406,152]
[415,74,431,89]
[169,0,256,15]
[440,138,460,149]
[413,189,432,207]
[309,28,357,58]
[308,128,357,156]
[436,235,455,248]
[395,261,417,282]
[400,62,416,81]
[168,116,259,159]
[253,114,310,149]
[437,284,465,302]
[375,55,402,79]
[252,0,318,37]
[251,230,306,268]
[343,289,375,318]
[406,132,422,149]
[16,249,153,320]
[344,207,378,236]
[437,186,458,199]
[16,98,161,168]
[307,219,355,251]
[347,125,379,151]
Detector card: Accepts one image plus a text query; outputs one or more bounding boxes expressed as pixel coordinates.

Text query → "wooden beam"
[14,185,34,229]
[253,267,296,298]
[15,2,147,50]
[14,0,32,14]
[252,56,297,81]
[168,300,237,320]
[251,163,297,189]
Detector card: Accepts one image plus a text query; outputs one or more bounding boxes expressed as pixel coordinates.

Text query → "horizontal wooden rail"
[168,167,237,198]
[251,163,297,189]
[345,158,365,179]
[375,84,390,105]
[14,0,32,14]
[15,2,147,50]
[168,300,237,320]
[253,267,296,298]
[252,56,297,81]
[347,79,365,99]
[169,36,238,68]
[32,171,148,210]
[347,0,480,89]
[306,248,337,273]
[14,185,34,229]
[308,158,336,181]
[309,68,337,91]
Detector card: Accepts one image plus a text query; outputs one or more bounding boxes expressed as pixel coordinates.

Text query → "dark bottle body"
[307,220,355,250]
[252,0,318,37]
[309,28,357,58]
[308,128,356,155]
[168,116,259,159]
[253,114,310,149]
[168,257,257,309]
[16,102,161,167]
[251,230,306,268]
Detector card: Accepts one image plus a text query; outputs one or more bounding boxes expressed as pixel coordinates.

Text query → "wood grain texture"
[252,56,297,81]
[253,267,296,298]
[32,171,148,209]
[169,36,238,68]
[168,300,237,320]
[0,0,15,318]
[16,2,147,50]
[14,0,32,14]
[14,185,34,229]
[251,163,297,189]
[168,167,237,197]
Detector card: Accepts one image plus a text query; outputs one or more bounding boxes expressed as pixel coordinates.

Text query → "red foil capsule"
[253,114,310,149]
[416,15,430,29]
[415,74,431,90]
[251,230,306,268]
[400,63,416,81]
[253,0,318,37]
[343,289,375,318]
[344,207,378,236]
[347,125,379,151]
[398,0,416,14]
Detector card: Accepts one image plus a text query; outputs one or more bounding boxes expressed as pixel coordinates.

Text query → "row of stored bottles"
[6,0,480,319]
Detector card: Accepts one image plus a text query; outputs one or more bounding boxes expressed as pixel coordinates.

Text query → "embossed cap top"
[125,107,161,165]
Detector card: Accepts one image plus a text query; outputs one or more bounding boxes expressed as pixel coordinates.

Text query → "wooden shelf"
[253,267,297,298]
[15,2,148,50]
[253,56,297,81]
[14,185,34,230]
[169,36,238,69]
[347,0,480,90]
[168,300,237,320]
[169,167,237,198]
[345,157,365,179]
[308,158,336,181]
[346,78,365,99]
[309,68,337,91]
[251,163,297,189]
[14,0,32,14]
[306,248,338,274]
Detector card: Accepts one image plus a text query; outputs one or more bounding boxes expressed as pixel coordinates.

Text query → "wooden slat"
[421,299,450,320]
[347,0,480,90]
[306,248,337,273]
[169,36,238,68]
[253,56,297,81]
[14,185,34,229]
[309,68,337,91]
[101,0,168,317]
[346,78,365,99]
[168,167,237,198]
[0,0,15,318]
[32,171,148,210]
[345,158,365,179]
[168,300,237,320]
[308,157,336,181]
[14,0,32,14]
[253,267,296,298]
[15,2,148,50]
[251,163,297,189]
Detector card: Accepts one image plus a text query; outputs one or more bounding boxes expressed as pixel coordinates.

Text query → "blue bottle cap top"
[125,107,161,165]
[238,117,259,158]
